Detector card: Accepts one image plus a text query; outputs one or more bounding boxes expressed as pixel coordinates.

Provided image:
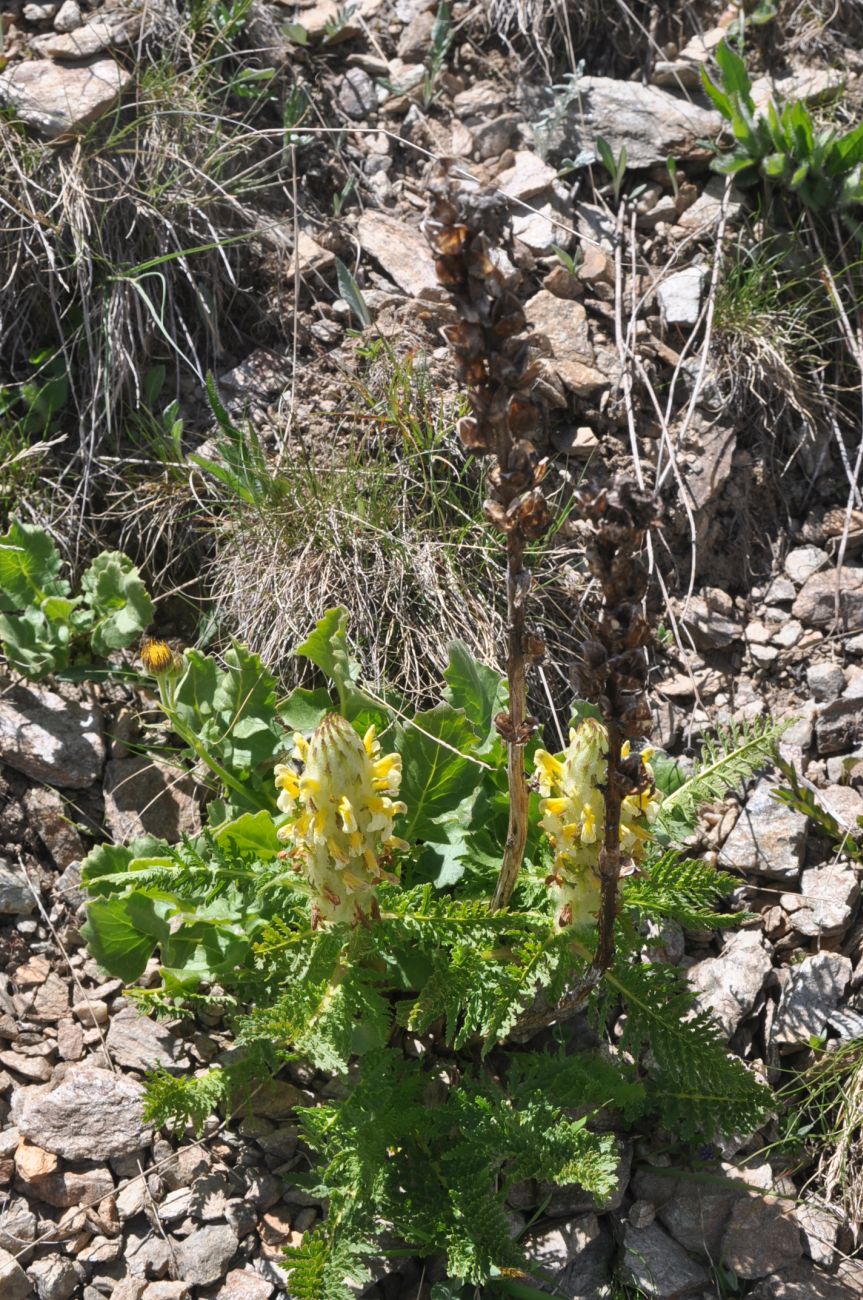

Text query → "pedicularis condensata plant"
[2,180,791,1299]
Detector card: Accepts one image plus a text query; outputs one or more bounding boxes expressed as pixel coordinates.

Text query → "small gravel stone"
[807,662,846,703]
[687,929,773,1038]
[0,1246,32,1300]
[173,1225,239,1287]
[53,0,82,30]
[785,546,829,585]
[621,1221,709,1296]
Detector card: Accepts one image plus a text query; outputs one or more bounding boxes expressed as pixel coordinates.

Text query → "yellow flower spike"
[535,719,661,930]
[274,713,407,926]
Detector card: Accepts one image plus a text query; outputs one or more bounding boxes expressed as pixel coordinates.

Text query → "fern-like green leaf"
[655,718,788,835]
[623,852,744,929]
[283,1229,371,1300]
[600,961,771,1140]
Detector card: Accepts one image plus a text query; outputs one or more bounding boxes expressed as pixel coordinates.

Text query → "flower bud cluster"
[275,714,407,927]
[534,718,659,929]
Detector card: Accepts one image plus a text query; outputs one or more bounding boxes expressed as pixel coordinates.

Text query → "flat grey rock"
[620,1220,709,1297]
[17,1066,151,1160]
[544,76,721,168]
[687,929,773,1038]
[0,57,131,139]
[772,952,852,1051]
[0,682,104,788]
[719,779,807,882]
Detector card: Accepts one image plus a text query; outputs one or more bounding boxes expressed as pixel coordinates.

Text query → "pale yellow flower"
[276,714,406,926]
[534,719,660,928]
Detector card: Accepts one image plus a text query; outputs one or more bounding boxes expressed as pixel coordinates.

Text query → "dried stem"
[425,164,551,913]
[495,532,529,911]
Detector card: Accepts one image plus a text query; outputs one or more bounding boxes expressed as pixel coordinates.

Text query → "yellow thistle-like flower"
[140,638,180,676]
[534,718,660,929]
[275,713,407,926]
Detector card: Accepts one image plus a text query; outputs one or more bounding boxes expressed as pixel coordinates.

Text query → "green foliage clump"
[75,609,781,1297]
[0,520,153,677]
[703,41,863,226]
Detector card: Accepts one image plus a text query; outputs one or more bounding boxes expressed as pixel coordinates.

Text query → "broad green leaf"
[295,607,355,688]
[762,151,789,178]
[0,606,69,678]
[395,704,482,841]
[280,686,333,732]
[81,896,156,980]
[828,121,863,174]
[0,521,68,606]
[173,644,283,782]
[214,810,281,859]
[293,607,380,721]
[442,641,507,750]
[81,551,154,655]
[81,838,167,893]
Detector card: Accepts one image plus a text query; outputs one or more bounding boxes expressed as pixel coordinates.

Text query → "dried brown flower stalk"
[572,477,659,970]
[425,163,551,912]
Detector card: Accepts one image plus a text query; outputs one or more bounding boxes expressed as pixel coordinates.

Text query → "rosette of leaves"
[0,520,153,678]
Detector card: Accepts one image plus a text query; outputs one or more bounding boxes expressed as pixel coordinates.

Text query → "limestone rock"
[785,546,829,585]
[676,175,744,232]
[356,211,438,298]
[106,1008,189,1073]
[26,1253,78,1299]
[793,566,863,628]
[621,1220,709,1296]
[748,1260,862,1298]
[815,696,863,756]
[657,266,706,327]
[525,291,593,365]
[687,929,773,1038]
[497,151,559,201]
[0,1246,32,1300]
[721,1194,803,1279]
[655,1175,738,1260]
[17,1067,151,1160]
[22,787,85,870]
[31,12,139,58]
[545,77,721,168]
[0,57,131,139]
[103,757,200,844]
[772,952,852,1051]
[53,0,82,32]
[0,862,36,915]
[792,1199,840,1268]
[806,662,845,703]
[781,862,859,938]
[213,1272,274,1300]
[718,779,807,882]
[173,1225,239,1288]
[0,682,104,787]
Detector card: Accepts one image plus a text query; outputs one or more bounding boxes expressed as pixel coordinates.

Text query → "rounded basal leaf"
[81,551,154,655]
[0,520,69,607]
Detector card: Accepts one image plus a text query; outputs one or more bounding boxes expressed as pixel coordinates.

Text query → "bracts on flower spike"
[571,477,660,972]
[275,714,407,928]
[425,162,552,913]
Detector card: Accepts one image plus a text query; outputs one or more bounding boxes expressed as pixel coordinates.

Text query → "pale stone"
[0,57,131,138]
[719,778,807,882]
[356,211,438,297]
[772,951,852,1051]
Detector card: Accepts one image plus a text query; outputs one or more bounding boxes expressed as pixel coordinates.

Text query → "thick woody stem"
[491,534,528,912]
